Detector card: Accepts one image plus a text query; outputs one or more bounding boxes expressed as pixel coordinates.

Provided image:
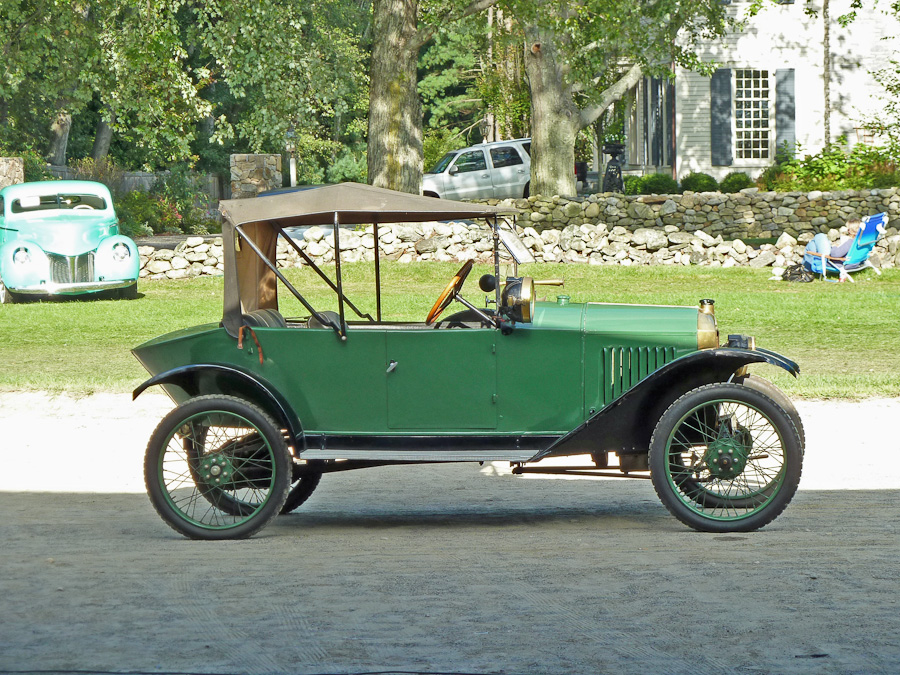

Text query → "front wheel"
[0,278,19,304]
[649,383,802,532]
[144,396,291,539]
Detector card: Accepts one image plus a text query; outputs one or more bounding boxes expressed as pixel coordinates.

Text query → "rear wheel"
[282,466,323,513]
[649,383,802,532]
[144,396,290,539]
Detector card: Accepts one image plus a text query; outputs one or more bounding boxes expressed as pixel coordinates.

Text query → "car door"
[444,149,493,200]
[385,329,498,430]
[488,145,529,198]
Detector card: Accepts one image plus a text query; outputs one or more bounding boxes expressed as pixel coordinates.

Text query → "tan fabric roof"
[219,182,518,228]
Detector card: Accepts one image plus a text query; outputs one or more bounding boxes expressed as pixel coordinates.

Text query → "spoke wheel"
[649,383,802,532]
[144,396,290,540]
[281,465,323,514]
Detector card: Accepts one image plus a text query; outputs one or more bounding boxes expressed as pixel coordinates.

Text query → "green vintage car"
[134,183,804,540]
[0,180,139,302]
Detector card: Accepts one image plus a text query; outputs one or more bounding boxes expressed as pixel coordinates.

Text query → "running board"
[299,448,538,462]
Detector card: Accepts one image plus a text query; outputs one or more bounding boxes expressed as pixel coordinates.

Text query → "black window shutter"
[651,78,662,166]
[710,69,733,166]
[775,69,796,160]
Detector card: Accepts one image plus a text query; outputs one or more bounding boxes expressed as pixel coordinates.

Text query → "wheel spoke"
[665,398,788,520]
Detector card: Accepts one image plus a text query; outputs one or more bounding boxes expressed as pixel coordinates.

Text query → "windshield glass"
[499,227,534,264]
[11,193,107,214]
[429,152,458,174]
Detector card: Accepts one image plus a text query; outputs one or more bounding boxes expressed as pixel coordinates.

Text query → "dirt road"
[1,393,898,675]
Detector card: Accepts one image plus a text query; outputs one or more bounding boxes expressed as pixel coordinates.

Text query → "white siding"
[670,0,900,180]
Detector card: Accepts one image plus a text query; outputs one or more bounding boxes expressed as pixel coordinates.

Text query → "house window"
[734,69,771,160]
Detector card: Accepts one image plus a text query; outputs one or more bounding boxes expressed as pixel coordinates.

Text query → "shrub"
[623,175,644,195]
[758,139,900,191]
[70,157,127,197]
[116,191,181,237]
[326,147,367,184]
[21,148,53,182]
[679,172,718,193]
[719,171,754,193]
[639,173,679,195]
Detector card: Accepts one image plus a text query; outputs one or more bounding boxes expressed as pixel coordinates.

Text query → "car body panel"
[423,139,531,200]
[131,183,798,451]
[0,180,139,297]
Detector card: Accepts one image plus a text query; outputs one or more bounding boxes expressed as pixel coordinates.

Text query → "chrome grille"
[602,346,677,403]
[47,253,95,284]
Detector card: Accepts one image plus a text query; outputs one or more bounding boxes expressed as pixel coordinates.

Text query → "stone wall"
[0,158,25,189]
[480,187,900,240]
[229,154,282,199]
[137,218,900,282]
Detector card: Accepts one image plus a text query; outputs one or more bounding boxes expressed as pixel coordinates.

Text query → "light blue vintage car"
[0,180,139,303]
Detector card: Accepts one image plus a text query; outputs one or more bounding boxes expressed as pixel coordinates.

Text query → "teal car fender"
[0,238,50,289]
[95,234,140,281]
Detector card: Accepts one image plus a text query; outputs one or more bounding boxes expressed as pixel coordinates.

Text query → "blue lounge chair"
[803,212,887,282]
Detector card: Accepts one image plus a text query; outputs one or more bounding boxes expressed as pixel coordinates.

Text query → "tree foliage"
[0,0,369,177]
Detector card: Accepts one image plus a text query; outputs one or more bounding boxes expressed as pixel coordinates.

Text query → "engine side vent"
[602,346,677,403]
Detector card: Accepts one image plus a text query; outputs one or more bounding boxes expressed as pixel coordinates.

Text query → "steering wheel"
[73,204,95,210]
[425,260,474,325]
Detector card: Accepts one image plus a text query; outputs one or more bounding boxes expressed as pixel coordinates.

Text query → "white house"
[623,0,900,182]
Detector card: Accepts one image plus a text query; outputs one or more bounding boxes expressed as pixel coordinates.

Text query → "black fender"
[531,347,799,461]
[133,364,304,450]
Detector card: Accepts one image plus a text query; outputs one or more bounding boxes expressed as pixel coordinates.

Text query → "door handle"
[386,360,398,373]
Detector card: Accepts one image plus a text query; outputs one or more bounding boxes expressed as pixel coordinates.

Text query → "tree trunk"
[367,0,424,194]
[47,111,72,166]
[91,114,114,160]
[523,26,579,197]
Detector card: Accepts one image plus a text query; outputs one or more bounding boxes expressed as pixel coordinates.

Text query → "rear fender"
[532,347,799,461]
[133,364,304,451]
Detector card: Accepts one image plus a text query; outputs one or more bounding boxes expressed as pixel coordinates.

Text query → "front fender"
[133,364,304,450]
[0,239,50,289]
[532,347,799,461]
[95,235,139,281]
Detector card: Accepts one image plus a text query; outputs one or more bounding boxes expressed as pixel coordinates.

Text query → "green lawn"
[1,263,898,398]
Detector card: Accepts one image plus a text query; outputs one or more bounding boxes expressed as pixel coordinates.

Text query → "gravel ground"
[0,392,898,675]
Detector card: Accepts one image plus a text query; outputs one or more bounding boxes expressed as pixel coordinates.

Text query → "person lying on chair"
[805,218,861,260]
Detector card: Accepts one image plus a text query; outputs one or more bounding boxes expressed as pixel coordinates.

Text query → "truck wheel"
[649,383,802,532]
[144,395,290,540]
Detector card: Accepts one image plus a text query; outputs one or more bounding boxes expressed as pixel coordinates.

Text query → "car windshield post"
[373,219,382,322]
[491,217,503,312]
[333,212,347,338]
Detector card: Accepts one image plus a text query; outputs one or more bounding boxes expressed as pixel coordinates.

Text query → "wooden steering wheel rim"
[425,260,474,325]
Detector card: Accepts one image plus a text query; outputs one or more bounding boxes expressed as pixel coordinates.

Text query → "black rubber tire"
[734,374,805,449]
[118,283,138,300]
[281,468,323,514]
[649,383,803,533]
[144,395,290,540]
[0,278,19,304]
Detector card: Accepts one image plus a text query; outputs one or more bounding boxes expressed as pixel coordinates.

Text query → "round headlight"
[500,276,535,323]
[112,243,131,261]
[13,247,31,265]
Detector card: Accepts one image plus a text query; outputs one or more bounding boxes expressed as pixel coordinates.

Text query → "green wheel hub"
[703,424,751,479]
[197,454,238,489]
